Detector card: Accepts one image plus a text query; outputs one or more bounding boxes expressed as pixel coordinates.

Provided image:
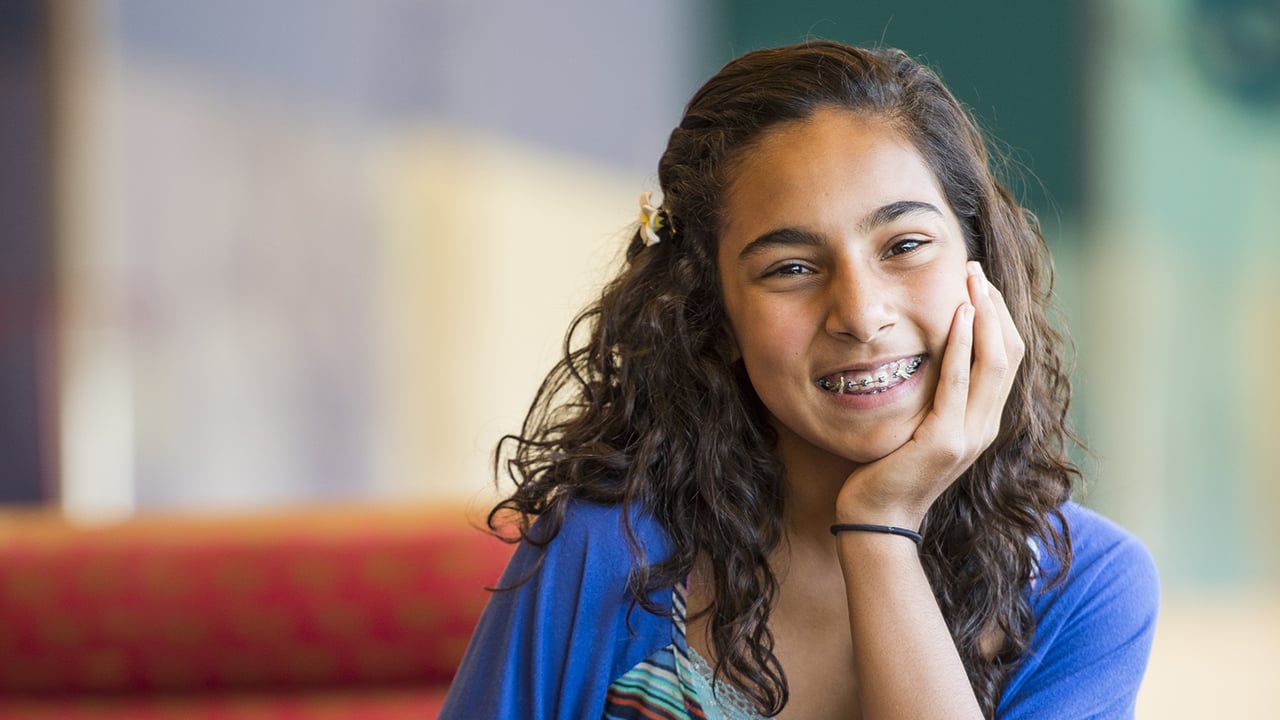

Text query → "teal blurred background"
[3,0,1276,715]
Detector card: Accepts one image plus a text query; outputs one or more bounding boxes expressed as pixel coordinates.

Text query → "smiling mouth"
[815,355,924,395]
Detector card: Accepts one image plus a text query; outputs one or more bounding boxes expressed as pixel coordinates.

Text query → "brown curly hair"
[490,40,1078,717]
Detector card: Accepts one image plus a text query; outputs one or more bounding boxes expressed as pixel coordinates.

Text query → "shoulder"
[492,497,678,624]
[554,498,672,555]
[1033,501,1160,639]
[519,498,674,586]
[998,502,1160,718]
[1047,501,1160,605]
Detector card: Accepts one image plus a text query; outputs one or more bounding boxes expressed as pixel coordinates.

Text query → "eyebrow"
[857,200,944,234]
[735,227,824,262]
[736,200,945,262]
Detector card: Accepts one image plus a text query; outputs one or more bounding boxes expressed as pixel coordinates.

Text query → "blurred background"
[2,0,1276,716]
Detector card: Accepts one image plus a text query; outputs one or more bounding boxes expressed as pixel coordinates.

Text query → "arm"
[835,261,1020,718]
[837,531,985,718]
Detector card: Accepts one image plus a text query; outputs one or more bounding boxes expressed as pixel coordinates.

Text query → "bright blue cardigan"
[440,500,1158,719]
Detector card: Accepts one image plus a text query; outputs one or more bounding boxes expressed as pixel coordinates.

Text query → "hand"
[834,261,1025,529]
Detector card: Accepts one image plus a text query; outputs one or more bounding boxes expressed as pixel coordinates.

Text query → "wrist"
[833,496,927,532]
[830,522,923,545]
[833,523,926,570]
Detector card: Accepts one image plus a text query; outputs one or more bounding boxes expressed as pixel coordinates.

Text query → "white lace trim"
[684,644,767,720]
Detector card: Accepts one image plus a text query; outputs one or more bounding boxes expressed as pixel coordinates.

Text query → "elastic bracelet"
[829,523,924,545]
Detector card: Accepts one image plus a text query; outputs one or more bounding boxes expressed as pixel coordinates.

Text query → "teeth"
[817,356,922,393]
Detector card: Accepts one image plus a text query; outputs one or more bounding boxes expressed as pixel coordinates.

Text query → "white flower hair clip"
[638,191,671,247]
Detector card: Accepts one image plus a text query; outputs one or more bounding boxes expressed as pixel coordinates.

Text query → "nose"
[824,267,895,343]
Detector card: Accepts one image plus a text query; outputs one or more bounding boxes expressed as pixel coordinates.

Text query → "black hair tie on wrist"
[829,523,924,545]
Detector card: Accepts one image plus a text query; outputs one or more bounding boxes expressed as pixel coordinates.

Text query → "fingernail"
[968,262,990,297]
[962,304,975,322]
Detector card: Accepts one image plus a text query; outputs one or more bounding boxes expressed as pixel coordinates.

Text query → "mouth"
[814,355,924,396]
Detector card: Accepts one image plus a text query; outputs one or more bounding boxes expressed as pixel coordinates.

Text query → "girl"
[440,40,1158,719]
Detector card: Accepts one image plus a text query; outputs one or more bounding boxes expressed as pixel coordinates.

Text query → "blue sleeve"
[438,501,673,720]
[997,503,1160,719]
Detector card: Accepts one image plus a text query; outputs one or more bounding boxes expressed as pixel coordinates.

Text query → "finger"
[965,262,1010,399]
[964,263,1022,440]
[930,300,975,428]
[986,281,1025,369]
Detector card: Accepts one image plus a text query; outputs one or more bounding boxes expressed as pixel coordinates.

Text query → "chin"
[769,410,925,473]
[831,431,913,465]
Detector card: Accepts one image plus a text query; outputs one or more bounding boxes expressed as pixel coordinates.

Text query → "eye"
[765,262,814,277]
[884,238,928,258]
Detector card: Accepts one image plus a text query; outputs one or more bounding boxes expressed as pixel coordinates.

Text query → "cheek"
[734,312,803,369]
[912,269,970,342]
[720,285,795,368]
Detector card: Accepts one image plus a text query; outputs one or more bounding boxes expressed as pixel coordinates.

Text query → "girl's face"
[717,108,971,477]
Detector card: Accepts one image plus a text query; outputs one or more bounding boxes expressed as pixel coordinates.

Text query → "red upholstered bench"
[0,504,514,719]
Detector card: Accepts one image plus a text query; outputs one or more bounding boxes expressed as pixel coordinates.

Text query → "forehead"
[719,108,950,243]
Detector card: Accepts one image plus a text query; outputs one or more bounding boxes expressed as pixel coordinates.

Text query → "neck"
[774,428,860,548]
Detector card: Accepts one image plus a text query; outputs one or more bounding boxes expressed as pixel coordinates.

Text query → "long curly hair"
[490,40,1078,718]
